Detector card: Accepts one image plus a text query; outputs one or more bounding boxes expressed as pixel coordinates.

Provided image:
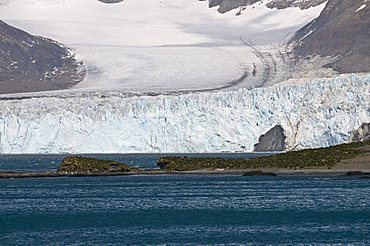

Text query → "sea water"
[0,174,369,245]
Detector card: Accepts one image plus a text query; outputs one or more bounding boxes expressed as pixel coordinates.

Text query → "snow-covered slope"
[0,74,368,154]
[0,0,326,93]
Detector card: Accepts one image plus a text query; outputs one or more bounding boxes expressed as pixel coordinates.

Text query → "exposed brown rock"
[291,0,370,73]
[0,20,85,94]
[266,0,326,10]
[205,0,325,13]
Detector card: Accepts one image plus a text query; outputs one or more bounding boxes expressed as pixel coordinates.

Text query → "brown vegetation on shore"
[157,140,370,171]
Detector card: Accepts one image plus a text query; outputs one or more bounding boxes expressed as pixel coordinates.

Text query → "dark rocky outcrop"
[207,0,259,14]
[350,123,370,142]
[242,170,277,176]
[0,20,85,94]
[203,0,325,13]
[97,0,123,3]
[254,125,286,152]
[291,0,370,73]
[344,171,370,176]
[266,0,326,10]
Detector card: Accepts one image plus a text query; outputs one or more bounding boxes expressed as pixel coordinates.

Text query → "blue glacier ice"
[0,74,369,153]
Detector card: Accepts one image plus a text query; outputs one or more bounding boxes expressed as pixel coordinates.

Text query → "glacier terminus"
[0,74,368,154]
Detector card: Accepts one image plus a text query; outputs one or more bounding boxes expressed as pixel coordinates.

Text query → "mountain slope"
[0,20,84,94]
[291,0,370,73]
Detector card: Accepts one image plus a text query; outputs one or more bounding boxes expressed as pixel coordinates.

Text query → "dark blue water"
[1,175,369,245]
[0,153,273,172]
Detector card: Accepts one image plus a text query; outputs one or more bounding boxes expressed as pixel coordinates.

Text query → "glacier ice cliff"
[0,74,369,154]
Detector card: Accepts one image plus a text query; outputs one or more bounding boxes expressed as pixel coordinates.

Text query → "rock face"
[0,20,84,94]
[351,123,370,142]
[204,0,325,13]
[207,0,259,13]
[291,0,370,73]
[266,0,326,9]
[254,125,286,152]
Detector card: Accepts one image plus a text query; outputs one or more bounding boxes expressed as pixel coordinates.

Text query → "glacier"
[0,0,327,93]
[0,74,369,154]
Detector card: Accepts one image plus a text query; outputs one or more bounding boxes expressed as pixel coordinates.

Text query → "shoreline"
[1,140,369,179]
[1,169,370,179]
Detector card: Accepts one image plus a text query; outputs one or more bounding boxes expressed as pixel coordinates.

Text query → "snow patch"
[356,4,366,12]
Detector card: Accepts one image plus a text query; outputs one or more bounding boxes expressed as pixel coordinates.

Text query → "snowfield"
[0,74,368,154]
[0,0,326,93]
